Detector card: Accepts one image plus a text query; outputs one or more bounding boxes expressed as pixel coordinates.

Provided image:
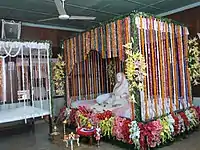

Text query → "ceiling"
[0,0,199,32]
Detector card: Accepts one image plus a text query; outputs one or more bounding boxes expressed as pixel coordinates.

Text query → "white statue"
[91,72,129,112]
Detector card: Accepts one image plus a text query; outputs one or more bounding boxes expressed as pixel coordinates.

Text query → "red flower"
[194,106,200,120]
[121,119,131,143]
[138,123,147,150]
[69,108,77,125]
[179,112,190,127]
[171,113,179,135]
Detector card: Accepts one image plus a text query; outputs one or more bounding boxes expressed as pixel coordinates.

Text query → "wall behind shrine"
[167,6,200,97]
[167,6,200,37]
[21,26,75,57]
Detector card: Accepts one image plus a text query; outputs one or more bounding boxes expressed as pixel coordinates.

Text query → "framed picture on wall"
[1,19,21,40]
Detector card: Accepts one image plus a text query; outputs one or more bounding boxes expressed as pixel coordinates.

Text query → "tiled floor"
[0,121,200,150]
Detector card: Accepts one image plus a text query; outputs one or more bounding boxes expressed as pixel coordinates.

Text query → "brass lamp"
[63,120,68,136]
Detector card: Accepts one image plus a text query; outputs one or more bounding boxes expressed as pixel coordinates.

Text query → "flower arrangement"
[129,121,140,149]
[194,106,200,120]
[185,108,199,129]
[145,120,162,148]
[138,123,147,150]
[177,113,186,133]
[99,117,114,138]
[188,37,200,85]
[69,108,77,125]
[52,54,66,96]
[179,112,190,130]
[112,117,131,143]
[123,38,147,93]
[171,113,180,135]
[123,37,147,121]
[66,106,200,149]
[122,119,132,143]
[159,117,173,143]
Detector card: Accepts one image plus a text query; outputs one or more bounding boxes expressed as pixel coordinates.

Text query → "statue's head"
[116,72,124,83]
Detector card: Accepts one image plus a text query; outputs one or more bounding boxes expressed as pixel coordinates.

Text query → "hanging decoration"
[52,54,66,96]
[188,37,200,85]
[106,60,116,86]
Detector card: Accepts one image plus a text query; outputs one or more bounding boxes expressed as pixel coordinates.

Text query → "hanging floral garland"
[52,54,66,96]
[188,37,200,85]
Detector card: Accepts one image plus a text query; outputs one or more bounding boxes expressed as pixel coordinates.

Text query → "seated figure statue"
[91,72,129,113]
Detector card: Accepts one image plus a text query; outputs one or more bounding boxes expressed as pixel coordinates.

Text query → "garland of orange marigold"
[106,24,111,58]
[95,28,98,51]
[165,23,173,112]
[171,24,179,109]
[117,20,123,60]
[91,29,94,50]
[177,26,184,100]
[73,37,77,98]
[93,53,97,96]
[150,17,158,117]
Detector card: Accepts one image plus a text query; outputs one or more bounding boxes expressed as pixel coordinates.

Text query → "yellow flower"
[53,54,66,96]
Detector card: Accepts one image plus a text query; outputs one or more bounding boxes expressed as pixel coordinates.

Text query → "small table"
[76,127,96,145]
